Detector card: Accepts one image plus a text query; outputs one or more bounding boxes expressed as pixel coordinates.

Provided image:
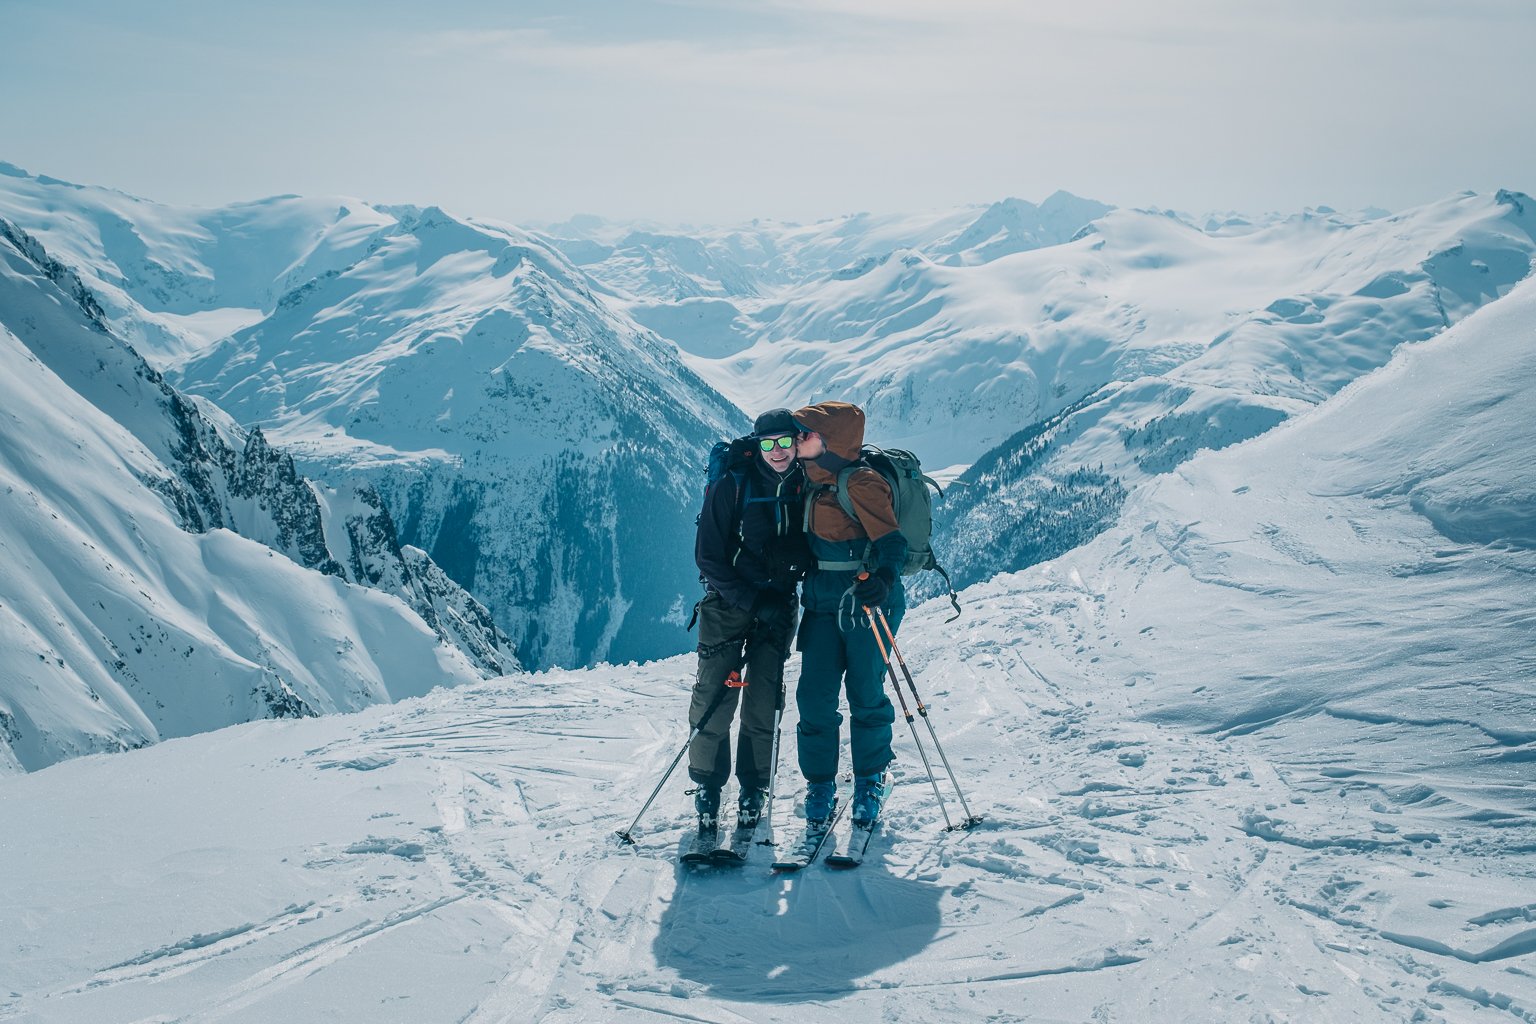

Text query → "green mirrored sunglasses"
[758,435,795,452]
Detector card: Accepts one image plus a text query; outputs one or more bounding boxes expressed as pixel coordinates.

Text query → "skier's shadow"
[652,842,946,1002]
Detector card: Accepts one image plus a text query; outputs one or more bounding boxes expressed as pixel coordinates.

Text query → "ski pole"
[864,603,954,831]
[757,679,786,847]
[872,606,983,829]
[615,670,738,845]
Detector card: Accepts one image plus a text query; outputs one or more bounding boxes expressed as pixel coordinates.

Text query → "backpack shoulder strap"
[730,469,750,546]
[832,464,861,522]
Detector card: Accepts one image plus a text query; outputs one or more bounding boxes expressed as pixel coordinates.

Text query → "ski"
[824,820,877,868]
[826,773,891,868]
[679,825,720,866]
[710,823,758,866]
[771,797,848,872]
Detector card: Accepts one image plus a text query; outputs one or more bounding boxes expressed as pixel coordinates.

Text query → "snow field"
[2,568,1531,1023]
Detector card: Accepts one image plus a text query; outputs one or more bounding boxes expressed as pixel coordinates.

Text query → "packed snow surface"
[2,265,1531,1021]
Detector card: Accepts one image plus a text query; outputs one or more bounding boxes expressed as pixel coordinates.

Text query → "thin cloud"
[415,26,951,100]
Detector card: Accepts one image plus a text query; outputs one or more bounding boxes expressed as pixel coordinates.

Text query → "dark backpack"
[697,436,758,529]
[704,436,757,491]
[824,444,961,619]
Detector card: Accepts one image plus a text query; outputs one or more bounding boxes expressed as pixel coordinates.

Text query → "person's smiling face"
[758,433,796,474]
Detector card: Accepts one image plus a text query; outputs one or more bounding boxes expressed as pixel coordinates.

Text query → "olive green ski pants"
[686,589,797,793]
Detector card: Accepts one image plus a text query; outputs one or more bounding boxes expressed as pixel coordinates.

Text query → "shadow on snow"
[652,845,946,1003]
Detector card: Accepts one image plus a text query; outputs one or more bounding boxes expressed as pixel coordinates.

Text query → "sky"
[2,0,1534,226]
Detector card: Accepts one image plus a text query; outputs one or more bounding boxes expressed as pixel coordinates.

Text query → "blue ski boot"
[852,771,888,827]
[804,780,836,825]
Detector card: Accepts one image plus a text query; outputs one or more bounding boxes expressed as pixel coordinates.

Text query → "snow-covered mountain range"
[542,191,1115,302]
[0,164,745,673]
[561,190,1534,600]
[0,217,514,772]
[1,243,1529,1023]
[607,194,1531,468]
[2,159,1531,782]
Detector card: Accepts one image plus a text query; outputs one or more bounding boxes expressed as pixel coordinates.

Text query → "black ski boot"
[712,787,768,866]
[681,786,721,864]
[736,787,766,830]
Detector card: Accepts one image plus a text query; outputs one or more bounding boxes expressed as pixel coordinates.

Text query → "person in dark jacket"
[791,401,907,828]
[687,408,811,840]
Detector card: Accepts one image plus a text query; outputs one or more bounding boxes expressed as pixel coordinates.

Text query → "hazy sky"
[3,0,1533,225]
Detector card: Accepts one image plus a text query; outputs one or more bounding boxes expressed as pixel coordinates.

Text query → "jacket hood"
[792,402,865,461]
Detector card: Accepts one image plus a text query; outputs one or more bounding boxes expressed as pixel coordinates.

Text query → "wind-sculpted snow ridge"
[1067,270,1536,760]
[0,223,516,773]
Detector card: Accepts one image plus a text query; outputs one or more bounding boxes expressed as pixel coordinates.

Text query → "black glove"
[768,534,813,583]
[751,588,788,615]
[853,567,896,607]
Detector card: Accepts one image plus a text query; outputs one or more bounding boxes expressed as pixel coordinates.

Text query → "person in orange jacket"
[790,401,907,827]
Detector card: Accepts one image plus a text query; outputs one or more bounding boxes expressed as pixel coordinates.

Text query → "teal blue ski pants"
[794,603,904,783]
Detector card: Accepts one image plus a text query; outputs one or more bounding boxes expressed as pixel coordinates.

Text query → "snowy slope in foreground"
[2,281,1532,1021]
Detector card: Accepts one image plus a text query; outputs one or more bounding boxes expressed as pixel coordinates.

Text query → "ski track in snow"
[3,580,1533,1024]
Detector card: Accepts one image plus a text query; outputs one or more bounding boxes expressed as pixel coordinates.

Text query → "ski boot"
[681,786,721,863]
[804,779,836,825]
[852,771,888,827]
[736,787,766,830]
